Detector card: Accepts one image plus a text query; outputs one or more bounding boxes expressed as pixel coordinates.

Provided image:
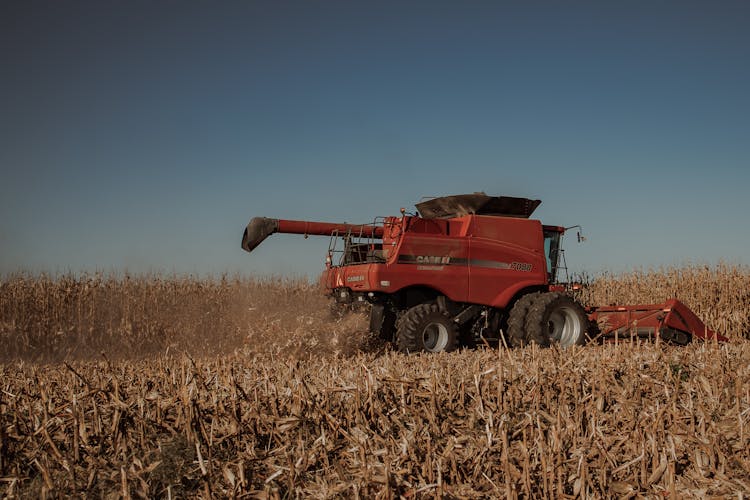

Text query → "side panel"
[323,233,470,303]
[467,217,549,308]
[388,233,470,302]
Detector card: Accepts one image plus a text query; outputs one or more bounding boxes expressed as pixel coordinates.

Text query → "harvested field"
[2,344,749,498]
[1,265,749,497]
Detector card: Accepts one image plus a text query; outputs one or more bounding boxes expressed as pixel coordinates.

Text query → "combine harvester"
[242,193,726,352]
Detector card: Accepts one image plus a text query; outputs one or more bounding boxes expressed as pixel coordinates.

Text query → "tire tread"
[396,303,458,353]
[506,292,540,347]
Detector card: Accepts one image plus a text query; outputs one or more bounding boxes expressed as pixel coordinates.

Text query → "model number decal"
[510,262,533,272]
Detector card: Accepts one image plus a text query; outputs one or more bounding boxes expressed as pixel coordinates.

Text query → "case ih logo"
[398,255,451,265]
[415,255,451,265]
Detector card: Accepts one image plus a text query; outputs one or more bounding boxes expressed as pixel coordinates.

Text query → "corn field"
[574,263,750,339]
[1,265,749,497]
[0,274,370,364]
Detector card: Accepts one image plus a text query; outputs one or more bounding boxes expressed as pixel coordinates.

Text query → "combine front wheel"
[396,304,459,353]
[525,293,589,347]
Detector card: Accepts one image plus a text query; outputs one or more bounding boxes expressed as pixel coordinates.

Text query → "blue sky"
[1,1,748,278]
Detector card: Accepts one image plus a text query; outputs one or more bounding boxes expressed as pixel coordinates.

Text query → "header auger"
[242,193,727,353]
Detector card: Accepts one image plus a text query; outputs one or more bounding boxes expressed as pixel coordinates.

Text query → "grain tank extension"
[242,193,727,352]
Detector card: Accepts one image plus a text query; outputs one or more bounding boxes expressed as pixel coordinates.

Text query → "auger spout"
[241,217,280,252]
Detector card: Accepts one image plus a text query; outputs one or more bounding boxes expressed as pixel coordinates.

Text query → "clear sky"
[2,1,748,279]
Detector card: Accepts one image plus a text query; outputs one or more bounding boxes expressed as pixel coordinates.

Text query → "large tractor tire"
[396,303,459,353]
[524,293,589,347]
[506,292,540,347]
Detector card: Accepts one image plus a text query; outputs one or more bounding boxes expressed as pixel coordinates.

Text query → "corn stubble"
[1,265,749,498]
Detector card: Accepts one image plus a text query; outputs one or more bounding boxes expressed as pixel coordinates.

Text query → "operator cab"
[543,226,564,283]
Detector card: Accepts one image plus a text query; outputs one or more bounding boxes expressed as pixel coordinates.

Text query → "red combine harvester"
[242,193,726,352]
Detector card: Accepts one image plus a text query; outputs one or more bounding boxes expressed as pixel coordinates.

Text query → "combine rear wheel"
[525,293,589,347]
[396,303,458,353]
[506,292,540,347]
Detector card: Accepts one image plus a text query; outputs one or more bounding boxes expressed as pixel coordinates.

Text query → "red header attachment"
[589,299,727,343]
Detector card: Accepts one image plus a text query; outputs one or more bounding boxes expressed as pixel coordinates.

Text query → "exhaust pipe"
[241,217,279,252]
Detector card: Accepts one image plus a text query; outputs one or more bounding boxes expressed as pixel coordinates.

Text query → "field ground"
[1,265,749,497]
